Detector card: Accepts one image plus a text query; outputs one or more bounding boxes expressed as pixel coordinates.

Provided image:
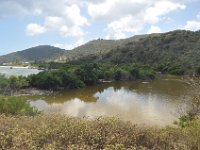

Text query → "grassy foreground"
[0,114,200,150]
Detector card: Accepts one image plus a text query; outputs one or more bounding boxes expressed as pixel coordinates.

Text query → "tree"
[75,64,99,85]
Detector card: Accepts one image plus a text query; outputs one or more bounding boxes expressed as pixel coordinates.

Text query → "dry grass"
[0,114,200,150]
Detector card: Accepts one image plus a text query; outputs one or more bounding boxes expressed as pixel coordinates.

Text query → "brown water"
[30,75,192,126]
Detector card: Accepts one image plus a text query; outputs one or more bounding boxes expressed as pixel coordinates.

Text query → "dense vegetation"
[0,63,155,92]
[28,63,155,90]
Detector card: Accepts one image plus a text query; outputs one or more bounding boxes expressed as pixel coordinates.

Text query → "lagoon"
[0,66,41,76]
[30,75,192,126]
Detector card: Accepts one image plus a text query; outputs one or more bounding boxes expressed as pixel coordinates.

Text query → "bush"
[0,74,29,95]
[9,75,29,90]
[29,71,61,90]
[176,95,200,128]
[75,64,99,85]
[104,70,114,80]
[129,67,140,79]
[113,68,130,81]
[58,70,85,89]
[168,66,185,75]
[0,74,9,91]
[0,96,39,116]
[29,70,85,90]
[138,68,155,80]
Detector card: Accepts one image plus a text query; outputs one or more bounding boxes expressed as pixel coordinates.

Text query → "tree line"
[0,63,155,93]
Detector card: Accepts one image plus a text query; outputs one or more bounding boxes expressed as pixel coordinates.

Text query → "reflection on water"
[31,75,191,126]
[0,66,41,76]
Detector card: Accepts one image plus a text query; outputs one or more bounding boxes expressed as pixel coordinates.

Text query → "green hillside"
[70,30,200,74]
[62,35,152,62]
[0,45,66,64]
[63,39,118,62]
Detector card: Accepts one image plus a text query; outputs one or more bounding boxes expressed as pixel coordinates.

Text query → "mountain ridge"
[1,29,200,72]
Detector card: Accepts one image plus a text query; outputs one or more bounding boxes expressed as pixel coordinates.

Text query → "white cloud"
[0,0,196,40]
[184,12,200,31]
[106,15,143,39]
[0,1,89,38]
[44,16,65,29]
[88,0,149,21]
[54,38,86,50]
[144,1,185,24]
[24,3,89,37]
[184,21,200,31]
[147,26,161,34]
[88,0,186,39]
[88,0,115,20]
[25,24,46,36]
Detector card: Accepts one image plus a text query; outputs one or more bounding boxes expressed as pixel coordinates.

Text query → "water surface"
[31,75,192,126]
[0,66,41,76]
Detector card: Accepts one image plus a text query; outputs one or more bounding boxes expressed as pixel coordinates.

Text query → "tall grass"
[0,115,200,150]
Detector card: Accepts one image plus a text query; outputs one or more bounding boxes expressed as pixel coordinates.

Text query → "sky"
[0,0,200,55]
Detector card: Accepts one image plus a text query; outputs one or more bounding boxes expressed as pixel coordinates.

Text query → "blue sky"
[0,0,200,55]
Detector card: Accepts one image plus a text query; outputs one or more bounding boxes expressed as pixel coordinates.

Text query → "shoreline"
[0,66,35,69]
[2,88,52,97]
[2,74,188,96]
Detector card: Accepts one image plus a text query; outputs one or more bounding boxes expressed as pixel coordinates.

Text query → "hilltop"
[62,35,151,62]
[0,45,66,65]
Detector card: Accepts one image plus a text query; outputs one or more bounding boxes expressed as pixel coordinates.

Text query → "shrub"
[29,70,85,90]
[129,67,140,79]
[0,115,200,149]
[58,70,85,89]
[138,69,155,80]
[168,66,185,75]
[75,64,99,85]
[0,96,39,116]
[113,68,130,81]
[0,74,9,91]
[104,70,114,80]
[176,95,200,128]
[9,75,29,90]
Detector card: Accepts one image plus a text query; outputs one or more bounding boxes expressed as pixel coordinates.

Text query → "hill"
[62,35,152,62]
[0,45,66,65]
[62,39,119,62]
[0,32,170,65]
[70,30,200,74]
[1,30,200,74]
